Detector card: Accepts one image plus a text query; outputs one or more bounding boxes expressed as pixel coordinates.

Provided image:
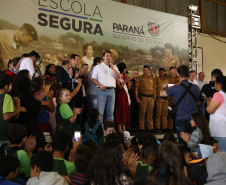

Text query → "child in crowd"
[71,146,95,185]
[98,120,116,146]
[163,133,176,143]
[48,82,62,134]
[3,124,36,179]
[189,144,214,185]
[55,88,82,136]
[27,150,68,185]
[178,146,192,177]
[0,155,26,185]
[82,108,102,144]
[180,112,212,148]
[150,141,191,185]
[32,77,54,134]
[0,72,26,146]
[52,131,76,178]
[35,132,53,153]
[206,152,226,185]
[85,140,133,185]
[135,141,158,179]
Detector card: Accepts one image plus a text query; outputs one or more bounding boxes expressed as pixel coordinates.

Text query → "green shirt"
[60,103,73,120]
[98,135,106,147]
[135,161,152,179]
[53,158,76,178]
[4,145,30,178]
[0,93,14,141]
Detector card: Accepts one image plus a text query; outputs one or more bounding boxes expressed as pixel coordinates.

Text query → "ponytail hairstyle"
[56,88,69,103]
[216,76,226,93]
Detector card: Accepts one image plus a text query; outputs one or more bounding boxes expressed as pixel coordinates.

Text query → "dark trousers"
[176,118,196,146]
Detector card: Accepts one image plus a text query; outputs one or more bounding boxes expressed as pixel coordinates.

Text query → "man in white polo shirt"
[92,51,121,123]
[19,50,40,78]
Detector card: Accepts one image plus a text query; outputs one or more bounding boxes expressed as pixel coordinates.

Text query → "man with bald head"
[197,72,207,89]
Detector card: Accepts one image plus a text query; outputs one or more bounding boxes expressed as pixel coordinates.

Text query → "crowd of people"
[0,49,226,185]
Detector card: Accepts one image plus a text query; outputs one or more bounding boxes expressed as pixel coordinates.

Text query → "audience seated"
[97,120,116,146]
[188,144,214,185]
[135,141,158,179]
[52,131,76,178]
[205,152,226,185]
[4,124,36,179]
[27,150,68,185]
[0,155,26,185]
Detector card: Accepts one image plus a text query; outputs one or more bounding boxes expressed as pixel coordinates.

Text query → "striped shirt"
[70,172,86,185]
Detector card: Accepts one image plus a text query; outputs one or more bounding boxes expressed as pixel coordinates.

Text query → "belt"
[161,97,168,100]
[139,93,153,97]
[97,87,115,89]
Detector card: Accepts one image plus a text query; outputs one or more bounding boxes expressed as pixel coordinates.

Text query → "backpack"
[0,143,20,157]
[189,165,206,185]
[82,121,101,145]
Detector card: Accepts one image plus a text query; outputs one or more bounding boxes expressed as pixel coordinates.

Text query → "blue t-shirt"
[34,92,49,123]
[166,80,200,120]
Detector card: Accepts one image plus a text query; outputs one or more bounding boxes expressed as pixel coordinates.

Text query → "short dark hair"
[52,130,71,152]
[211,69,223,79]
[189,70,196,74]
[28,51,40,59]
[89,108,99,120]
[75,146,94,173]
[164,133,176,143]
[21,53,28,58]
[216,76,226,93]
[70,54,79,59]
[30,150,54,171]
[0,156,20,177]
[62,60,70,66]
[117,62,126,74]
[82,63,88,67]
[159,68,165,71]
[177,65,189,78]
[103,120,115,131]
[7,59,13,69]
[93,57,102,66]
[142,142,158,159]
[8,124,27,144]
[102,50,111,57]
[164,43,174,53]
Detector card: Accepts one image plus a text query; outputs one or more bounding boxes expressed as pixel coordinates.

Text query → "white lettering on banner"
[38,0,102,18]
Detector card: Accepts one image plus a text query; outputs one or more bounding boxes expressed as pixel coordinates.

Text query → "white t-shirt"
[92,62,119,88]
[188,79,199,86]
[82,56,94,70]
[19,57,35,77]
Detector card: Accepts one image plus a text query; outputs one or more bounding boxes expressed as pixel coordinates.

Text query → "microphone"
[37,59,43,64]
[108,60,111,68]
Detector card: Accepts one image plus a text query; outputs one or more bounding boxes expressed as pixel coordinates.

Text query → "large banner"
[0,0,189,76]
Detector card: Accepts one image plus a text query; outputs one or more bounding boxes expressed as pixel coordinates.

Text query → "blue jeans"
[89,94,97,109]
[214,137,226,152]
[97,88,115,123]
[176,118,196,146]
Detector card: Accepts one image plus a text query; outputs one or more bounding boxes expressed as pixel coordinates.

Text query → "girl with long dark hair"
[180,112,211,148]
[85,140,132,185]
[149,141,191,185]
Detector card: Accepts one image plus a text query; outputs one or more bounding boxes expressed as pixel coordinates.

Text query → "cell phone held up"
[74,131,81,142]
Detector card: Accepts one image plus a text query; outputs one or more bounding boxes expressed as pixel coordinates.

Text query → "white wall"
[197,33,226,81]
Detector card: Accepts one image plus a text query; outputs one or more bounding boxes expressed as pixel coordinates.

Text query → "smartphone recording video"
[74,131,81,142]
[168,84,175,88]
